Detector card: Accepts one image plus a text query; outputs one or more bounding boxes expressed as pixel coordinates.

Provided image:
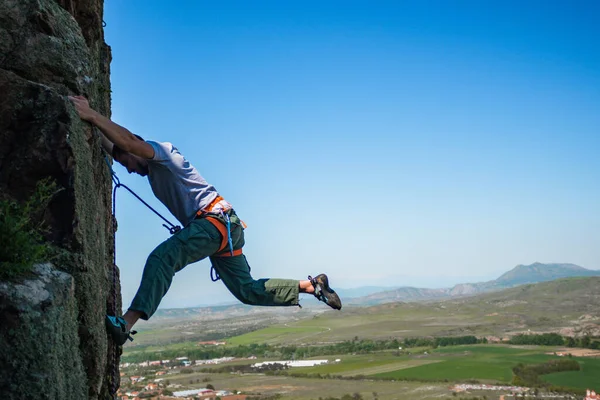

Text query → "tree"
[207,384,215,390]
[580,335,591,348]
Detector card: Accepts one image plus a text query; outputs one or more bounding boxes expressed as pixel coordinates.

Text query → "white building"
[252,360,329,368]
[195,356,235,365]
[173,388,214,398]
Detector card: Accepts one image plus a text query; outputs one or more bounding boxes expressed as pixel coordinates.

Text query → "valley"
[121,275,600,399]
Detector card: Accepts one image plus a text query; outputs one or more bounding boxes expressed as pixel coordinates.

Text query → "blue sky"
[103,1,600,309]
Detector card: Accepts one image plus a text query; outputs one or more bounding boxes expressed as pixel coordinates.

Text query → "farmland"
[543,356,600,389]
[267,345,599,390]
[121,344,599,398]
[121,278,600,398]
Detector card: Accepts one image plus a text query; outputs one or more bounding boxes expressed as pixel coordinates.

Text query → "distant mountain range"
[345,262,600,306]
[151,262,600,315]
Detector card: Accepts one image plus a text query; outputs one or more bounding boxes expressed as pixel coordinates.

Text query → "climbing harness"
[194,196,248,282]
[204,215,241,257]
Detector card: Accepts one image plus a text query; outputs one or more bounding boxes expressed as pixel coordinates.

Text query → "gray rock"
[0,263,87,399]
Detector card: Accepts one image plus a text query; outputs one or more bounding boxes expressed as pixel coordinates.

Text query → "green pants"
[129,211,300,320]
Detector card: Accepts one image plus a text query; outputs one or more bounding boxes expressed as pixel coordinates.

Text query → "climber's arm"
[99,131,114,155]
[68,96,154,160]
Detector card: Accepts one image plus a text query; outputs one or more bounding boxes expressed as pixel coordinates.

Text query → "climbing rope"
[103,154,181,235]
[108,153,119,398]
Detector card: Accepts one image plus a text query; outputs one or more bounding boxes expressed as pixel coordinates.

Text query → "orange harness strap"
[204,216,243,257]
[196,195,226,218]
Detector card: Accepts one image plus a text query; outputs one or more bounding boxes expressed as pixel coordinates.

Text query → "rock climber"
[68,95,342,345]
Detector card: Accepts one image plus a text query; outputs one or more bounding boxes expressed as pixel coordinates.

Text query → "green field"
[123,338,600,391]
[372,346,551,382]
[227,325,332,346]
[374,346,600,390]
[542,357,600,389]
[121,344,600,399]
[279,345,599,390]
[224,304,495,346]
[283,353,440,377]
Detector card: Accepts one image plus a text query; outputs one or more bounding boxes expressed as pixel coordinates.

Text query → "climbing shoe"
[105,315,136,346]
[309,274,342,310]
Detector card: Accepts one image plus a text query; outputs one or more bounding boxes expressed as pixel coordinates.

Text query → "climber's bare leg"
[123,309,143,331]
[299,280,315,294]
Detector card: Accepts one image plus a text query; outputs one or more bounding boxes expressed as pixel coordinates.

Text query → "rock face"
[0,264,87,399]
[0,0,119,399]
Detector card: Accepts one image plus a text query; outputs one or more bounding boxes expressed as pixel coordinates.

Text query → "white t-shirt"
[146,141,219,226]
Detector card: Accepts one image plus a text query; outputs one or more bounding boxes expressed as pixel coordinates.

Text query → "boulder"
[0,264,87,400]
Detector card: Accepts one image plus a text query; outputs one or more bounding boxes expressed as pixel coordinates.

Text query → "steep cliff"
[0,0,120,399]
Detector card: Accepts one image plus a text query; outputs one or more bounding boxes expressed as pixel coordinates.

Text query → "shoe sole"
[318,275,342,310]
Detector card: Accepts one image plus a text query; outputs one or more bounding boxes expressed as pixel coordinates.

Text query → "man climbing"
[68,96,342,345]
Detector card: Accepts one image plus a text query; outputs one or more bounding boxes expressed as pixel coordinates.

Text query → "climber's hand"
[68,95,97,123]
